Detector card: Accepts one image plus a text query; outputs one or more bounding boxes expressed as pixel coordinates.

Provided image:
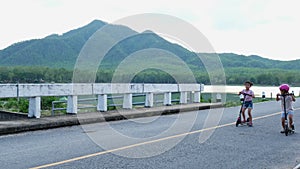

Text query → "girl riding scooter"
[238,81,255,127]
[276,84,296,134]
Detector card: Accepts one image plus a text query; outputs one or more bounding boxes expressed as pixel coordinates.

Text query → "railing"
[51,92,193,116]
[0,83,204,118]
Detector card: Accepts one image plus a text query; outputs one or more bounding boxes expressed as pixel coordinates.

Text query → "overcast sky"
[1,0,299,61]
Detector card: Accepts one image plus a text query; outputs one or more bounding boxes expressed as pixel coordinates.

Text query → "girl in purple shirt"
[239,81,255,127]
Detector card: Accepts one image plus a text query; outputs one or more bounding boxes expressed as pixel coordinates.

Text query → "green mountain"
[0,19,300,85]
[0,20,106,69]
[1,19,299,70]
[218,53,300,70]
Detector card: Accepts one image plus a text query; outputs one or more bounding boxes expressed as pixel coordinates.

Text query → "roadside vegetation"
[0,92,280,117]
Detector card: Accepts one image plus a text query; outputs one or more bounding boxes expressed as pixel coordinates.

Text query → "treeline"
[225,68,300,86]
[0,67,72,83]
[0,66,299,86]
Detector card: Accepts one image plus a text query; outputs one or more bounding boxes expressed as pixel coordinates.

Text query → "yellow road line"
[30,109,299,169]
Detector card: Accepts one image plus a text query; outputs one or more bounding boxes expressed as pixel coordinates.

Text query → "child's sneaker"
[248,121,253,127]
[291,124,295,131]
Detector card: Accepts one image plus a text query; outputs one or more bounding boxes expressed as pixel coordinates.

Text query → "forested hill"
[0,20,107,69]
[0,19,300,85]
[218,53,300,70]
[0,19,299,70]
[0,19,196,70]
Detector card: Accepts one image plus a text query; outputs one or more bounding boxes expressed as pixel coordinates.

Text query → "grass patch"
[200,93,276,107]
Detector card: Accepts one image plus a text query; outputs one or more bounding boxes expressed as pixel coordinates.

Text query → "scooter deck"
[236,118,250,127]
[283,129,295,135]
[288,129,295,134]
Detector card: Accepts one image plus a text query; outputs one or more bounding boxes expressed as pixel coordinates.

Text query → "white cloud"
[196,0,300,60]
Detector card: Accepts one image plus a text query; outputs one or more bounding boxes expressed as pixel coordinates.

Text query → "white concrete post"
[164,92,172,106]
[145,93,153,107]
[28,97,41,118]
[123,93,132,109]
[262,91,266,99]
[200,84,205,91]
[180,92,188,104]
[216,93,222,102]
[194,91,201,103]
[67,95,78,114]
[97,94,107,112]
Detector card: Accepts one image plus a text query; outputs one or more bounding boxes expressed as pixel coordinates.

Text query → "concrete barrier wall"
[0,84,18,98]
[0,83,204,118]
[0,83,202,97]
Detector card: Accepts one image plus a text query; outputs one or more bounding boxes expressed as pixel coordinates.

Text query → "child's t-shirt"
[241,89,254,102]
[280,95,294,112]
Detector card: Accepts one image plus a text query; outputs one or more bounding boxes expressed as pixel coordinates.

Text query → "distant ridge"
[217,53,300,70]
[0,19,299,71]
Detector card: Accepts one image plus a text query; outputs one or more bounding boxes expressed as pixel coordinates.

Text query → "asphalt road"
[1,100,300,169]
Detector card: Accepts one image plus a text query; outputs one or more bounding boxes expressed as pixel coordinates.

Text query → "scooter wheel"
[284,124,289,136]
[236,118,241,127]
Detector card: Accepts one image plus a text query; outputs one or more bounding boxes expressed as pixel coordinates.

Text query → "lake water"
[203,85,300,98]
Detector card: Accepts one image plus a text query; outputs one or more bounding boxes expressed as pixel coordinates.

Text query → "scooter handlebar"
[277,93,294,97]
[239,93,252,96]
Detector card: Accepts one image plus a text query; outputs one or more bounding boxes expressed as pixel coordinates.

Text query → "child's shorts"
[281,110,294,118]
[243,101,253,109]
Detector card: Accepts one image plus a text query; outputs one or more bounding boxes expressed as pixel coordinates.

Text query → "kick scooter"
[236,93,250,127]
[281,93,295,136]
